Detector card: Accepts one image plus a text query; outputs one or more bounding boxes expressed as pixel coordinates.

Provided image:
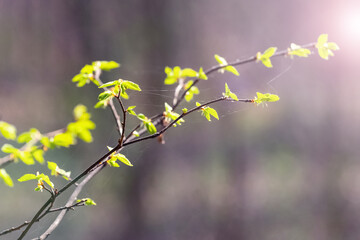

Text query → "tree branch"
[6,43,317,239]
[17,144,121,239]
[172,43,317,111]
[36,163,106,240]
[123,97,252,146]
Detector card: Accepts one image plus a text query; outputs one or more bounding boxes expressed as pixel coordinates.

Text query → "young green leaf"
[127,106,137,115]
[72,64,95,87]
[0,121,17,140]
[18,151,35,165]
[18,173,37,182]
[164,66,179,85]
[214,54,240,76]
[84,198,97,206]
[164,66,198,85]
[198,67,208,80]
[164,102,173,112]
[137,113,146,121]
[19,172,54,191]
[253,92,280,105]
[223,83,239,101]
[94,99,110,109]
[145,121,157,134]
[98,91,113,101]
[256,47,277,68]
[80,64,94,74]
[77,198,97,206]
[73,104,91,121]
[107,156,120,167]
[47,161,71,180]
[17,128,41,143]
[40,174,54,188]
[288,43,311,57]
[196,102,219,121]
[0,168,14,187]
[40,136,56,149]
[163,102,185,126]
[53,132,75,147]
[184,80,200,102]
[315,34,339,60]
[204,107,219,121]
[93,61,120,71]
[32,149,45,164]
[116,154,133,167]
[1,143,18,154]
[121,80,141,91]
[181,68,198,77]
[99,80,120,88]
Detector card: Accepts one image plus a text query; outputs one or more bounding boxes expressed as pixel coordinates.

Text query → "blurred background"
[0,0,359,239]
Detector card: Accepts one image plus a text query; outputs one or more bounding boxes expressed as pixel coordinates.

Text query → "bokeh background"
[0,1,359,239]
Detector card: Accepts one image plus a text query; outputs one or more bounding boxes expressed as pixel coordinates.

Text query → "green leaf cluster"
[256,47,277,68]
[0,168,13,187]
[127,106,137,116]
[223,83,239,101]
[288,43,311,58]
[184,80,200,102]
[164,66,207,85]
[47,161,71,180]
[316,34,339,60]
[126,107,157,135]
[214,54,239,76]
[106,147,133,167]
[1,144,44,165]
[136,114,157,134]
[72,61,120,87]
[43,105,95,148]
[18,172,54,191]
[17,128,41,143]
[0,121,17,140]
[95,79,141,108]
[253,92,280,105]
[196,102,219,121]
[164,103,184,127]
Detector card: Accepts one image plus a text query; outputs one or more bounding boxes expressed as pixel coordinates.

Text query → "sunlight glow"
[341,9,360,40]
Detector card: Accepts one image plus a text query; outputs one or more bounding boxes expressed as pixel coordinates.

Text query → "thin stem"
[115,96,127,145]
[17,144,121,239]
[37,164,106,240]
[94,71,122,135]
[124,97,252,147]
[0,128,66,168]
[172,42,317,111]
[47,201,85,213]
[108,99,122,136]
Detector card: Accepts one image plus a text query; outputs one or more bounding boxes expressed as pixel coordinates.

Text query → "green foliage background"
[0,1,357,240]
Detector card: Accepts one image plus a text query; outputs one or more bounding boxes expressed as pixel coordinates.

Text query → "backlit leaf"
[18,174,37,182]
[0,169,13,187]
[0,121,17,140]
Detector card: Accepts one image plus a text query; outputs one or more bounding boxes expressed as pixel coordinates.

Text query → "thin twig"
[94,71,122,136]
[36,164,106,240]
[0,128,66,167]
[108,99,122,136]
[124,97,252,146]
[172,43,317,111]
[17,145,121,240]
[115,96,127,145]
